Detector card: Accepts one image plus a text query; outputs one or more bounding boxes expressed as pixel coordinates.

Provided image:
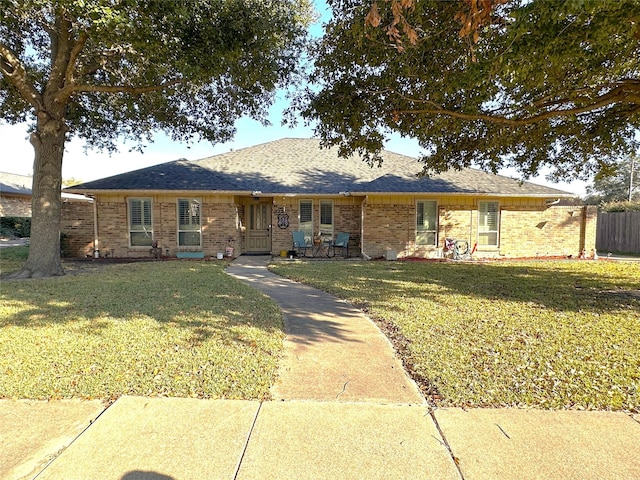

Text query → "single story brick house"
[63,138,596,260]
[0,172,33,217]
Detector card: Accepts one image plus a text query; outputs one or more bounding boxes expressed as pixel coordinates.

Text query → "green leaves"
[1,0,313,148]
[303,0,640,181]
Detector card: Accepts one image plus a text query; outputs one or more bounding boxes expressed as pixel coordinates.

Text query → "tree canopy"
[0,0,312,277]
[300,0,640,181]
[585,155,639,204]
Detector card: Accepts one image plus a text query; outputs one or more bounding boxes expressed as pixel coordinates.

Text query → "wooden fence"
[596,211,640,254]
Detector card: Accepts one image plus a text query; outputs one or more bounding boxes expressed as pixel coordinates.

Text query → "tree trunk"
[12,114,66,278]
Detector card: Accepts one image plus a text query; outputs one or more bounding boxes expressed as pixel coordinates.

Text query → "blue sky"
[0,1,588,195]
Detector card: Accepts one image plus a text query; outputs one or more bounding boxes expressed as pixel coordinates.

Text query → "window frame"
[478,201,500,247]
[319,199,334,239]
[416,199,438,246]
[299,199,313,243]
[128,197,153,247]
[177,198,202,247]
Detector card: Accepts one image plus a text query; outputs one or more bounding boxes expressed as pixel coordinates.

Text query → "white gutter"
[348,191,576,198]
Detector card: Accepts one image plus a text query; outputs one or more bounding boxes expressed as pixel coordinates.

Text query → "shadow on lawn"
[398,261,640,313]
[0,262,285,346]
[275,260,640,314]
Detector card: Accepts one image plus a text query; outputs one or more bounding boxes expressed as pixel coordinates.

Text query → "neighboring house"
[63,138,597,260]
[0,172,32,217]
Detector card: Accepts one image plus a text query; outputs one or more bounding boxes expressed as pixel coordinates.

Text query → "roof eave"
[64,189,578,198]
[350,191,578,198]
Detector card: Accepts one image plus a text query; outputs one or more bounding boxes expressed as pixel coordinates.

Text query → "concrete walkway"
[226,255,423,404]
[2,255,639,480]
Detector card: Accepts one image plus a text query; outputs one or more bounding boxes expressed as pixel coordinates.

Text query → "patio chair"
[292,230,310,257]
[330,232,350,258]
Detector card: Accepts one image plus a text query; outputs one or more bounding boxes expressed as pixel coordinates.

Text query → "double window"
[128,198,153,246]
[178,198,201,246]
[416,200,437,246]
[299,199,334,241]
[478,201,499,246]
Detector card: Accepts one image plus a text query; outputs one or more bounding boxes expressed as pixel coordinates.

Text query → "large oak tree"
[1,0,312,278]
[300,0,639,179]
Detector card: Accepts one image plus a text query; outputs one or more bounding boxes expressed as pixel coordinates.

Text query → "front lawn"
[270,259,640,412]
[0,258,284,401]
[0,245,29,274]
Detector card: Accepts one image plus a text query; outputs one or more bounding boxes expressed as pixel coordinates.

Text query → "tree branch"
[46,8,73,94]
[0,42,44,111]
[74,79,183,95]
[64,31,89,88]
[392,84,638,125]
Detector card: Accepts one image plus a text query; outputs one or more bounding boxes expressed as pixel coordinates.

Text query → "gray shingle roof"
[66,138,574,197]
[0,172,32,196]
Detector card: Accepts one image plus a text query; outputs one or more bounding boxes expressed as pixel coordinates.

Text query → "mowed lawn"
[0,253,283,401]
[270,259,640,412]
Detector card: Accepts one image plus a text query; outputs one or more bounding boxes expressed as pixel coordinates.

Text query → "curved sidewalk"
[226,255,424,404]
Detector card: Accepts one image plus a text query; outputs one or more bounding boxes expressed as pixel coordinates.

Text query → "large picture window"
[178,198,201,246]
[478,201,499,246]
[416,200,437,246]
[299,199,313,241]
[128,198,153,246]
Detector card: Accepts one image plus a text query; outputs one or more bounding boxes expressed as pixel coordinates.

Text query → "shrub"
[601,201,640,212]
[0,217,31,238]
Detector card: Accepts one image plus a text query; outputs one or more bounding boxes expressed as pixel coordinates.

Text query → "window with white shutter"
[128,198,153,246]
[478,201,499,246]
[299,199,313,242]
[178,198,201,246]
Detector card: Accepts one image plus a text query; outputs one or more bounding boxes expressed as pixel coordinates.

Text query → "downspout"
[92,195,99,258]
[360,195,371,260]
[629,155,635,202]
[470,208,473,247]
[579,205,587,256]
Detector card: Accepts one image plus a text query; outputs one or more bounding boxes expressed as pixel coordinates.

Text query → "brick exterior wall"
[362,201,414,258]
[60,199,94,257]
[0,194,31,217]
[61,193,595,260]
[269,197,363,256]
[271,199,296,255]
[80,195,242,258]
[363,197,596,259]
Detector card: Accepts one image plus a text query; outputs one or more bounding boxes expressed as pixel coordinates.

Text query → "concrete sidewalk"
[3,396,638,480]
[2,255,639,479]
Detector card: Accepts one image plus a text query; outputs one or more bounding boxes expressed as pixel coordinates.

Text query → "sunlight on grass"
[0,261,284,400]
[270,260,640,412]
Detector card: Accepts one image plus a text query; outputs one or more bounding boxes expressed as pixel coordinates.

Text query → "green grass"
[0,245,29,274]
[270,260,640,412]
[1,259,284,401]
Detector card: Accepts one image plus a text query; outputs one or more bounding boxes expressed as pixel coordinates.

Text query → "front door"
[246,201,272,253]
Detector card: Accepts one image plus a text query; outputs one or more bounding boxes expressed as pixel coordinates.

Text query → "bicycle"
[444,237,475,260]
